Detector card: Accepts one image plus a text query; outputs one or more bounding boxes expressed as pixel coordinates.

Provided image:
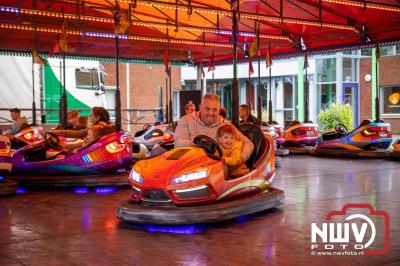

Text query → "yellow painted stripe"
[217,179,269,200]
[332,143,363,151]
[0,162,12,171]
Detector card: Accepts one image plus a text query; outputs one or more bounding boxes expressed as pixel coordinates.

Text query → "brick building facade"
[360,55,400,133]
[103,63,181,132]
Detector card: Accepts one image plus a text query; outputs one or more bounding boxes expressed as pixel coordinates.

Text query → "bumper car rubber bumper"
[10,173,129,187]
[284,139,317,147]
[309,148,392,158]
[0,178,18,196]
[287,146,314,155]
[116,187,285,225]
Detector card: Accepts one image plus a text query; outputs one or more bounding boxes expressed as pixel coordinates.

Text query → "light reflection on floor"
[0,156,399,265]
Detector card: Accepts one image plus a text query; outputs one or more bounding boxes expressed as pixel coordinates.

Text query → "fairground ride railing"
[0,107,165,126]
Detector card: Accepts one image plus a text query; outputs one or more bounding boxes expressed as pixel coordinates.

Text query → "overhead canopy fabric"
[1,0,399,65]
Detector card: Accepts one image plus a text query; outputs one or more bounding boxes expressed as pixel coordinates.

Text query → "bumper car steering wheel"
[143,124,151,131]
[44,132,63,150]
[193,135,223,158]
[335,124,348,135]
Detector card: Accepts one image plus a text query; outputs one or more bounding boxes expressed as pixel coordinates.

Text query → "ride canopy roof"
[0,0,399,65]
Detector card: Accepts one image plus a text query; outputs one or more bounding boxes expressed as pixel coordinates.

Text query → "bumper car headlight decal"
[171,170,207,184]
[130,169,144,183]
[362,129,377,136]
[105,141,125,153]
[23,132,34,141]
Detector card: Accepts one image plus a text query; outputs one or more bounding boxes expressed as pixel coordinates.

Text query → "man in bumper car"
[184,102,196,116]
[3,108,28,136]
[55,110,87,130]
[239,104,259,124]
[174,94,254,165]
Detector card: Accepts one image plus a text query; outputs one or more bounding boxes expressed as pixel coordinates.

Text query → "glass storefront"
[180,50,372,126]
[273,76,296,125]
[283,77,295,123]
[199,75,296,124]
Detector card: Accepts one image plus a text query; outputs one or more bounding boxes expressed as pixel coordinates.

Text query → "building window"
[75,68,99,90]
[316,58,336,112]
[316,58,336,83]
[343,50,358,55]
[361,49,372,56]
[317,83,337,112]
[206,80,232,119]
[261,80,269,111]
[342,58,357,82]
[380,46,396,56]
[182,80,196,90]
[360,45,400,58]
[381,85,400,115]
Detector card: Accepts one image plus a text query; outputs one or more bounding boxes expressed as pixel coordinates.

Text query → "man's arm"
[6,116,28,135]
[174,116,194,147]
[52,128,88,138]
[233,127,254,162]
[5,122,19,135]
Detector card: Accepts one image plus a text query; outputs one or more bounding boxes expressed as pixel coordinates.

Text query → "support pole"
[59,59,62,124]
[115,36,122,131]
[297,57,305,122]
[165,74,169,124]
[198,64,205,94]
[372,48,380,122]
[257,48,261,124]
[231,9,239,127]
[40,63,45,123]
[31,2,37,125]
[375,61,380,122]
[126,63,130,133]
[169,66,173,123]
[158,86,164,122]
[247,60,251,109]
[305,67,309,123]
[31,55,37,125]
[60,52,67,127]
[268,64,273,123]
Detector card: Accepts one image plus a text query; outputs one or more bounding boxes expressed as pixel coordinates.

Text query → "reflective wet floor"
[0,156,399,265]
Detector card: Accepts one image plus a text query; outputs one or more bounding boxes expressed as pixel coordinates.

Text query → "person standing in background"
[184,102,196,116]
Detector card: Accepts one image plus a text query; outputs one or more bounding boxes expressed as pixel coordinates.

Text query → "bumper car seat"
[239,123,267,169]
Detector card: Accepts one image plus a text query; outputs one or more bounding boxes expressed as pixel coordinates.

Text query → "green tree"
[318,103,353,132]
